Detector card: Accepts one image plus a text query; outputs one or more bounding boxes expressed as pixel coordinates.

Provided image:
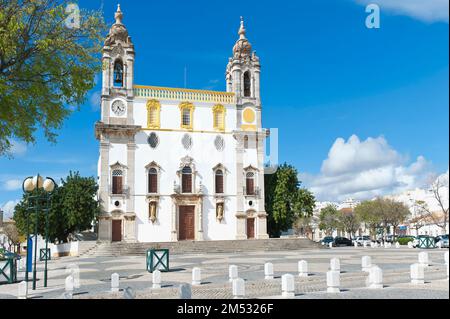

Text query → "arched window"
[113,60,124,87]
[213,104,226,131]
[148,168,158,194]
[182,166,193,193]
[147,100,161,129]
[244,71,251,97]
[215,170,224,194]
[179,102,195,129]
[246,172,255,196]
[112,169,123,195]
[244,135,249,149]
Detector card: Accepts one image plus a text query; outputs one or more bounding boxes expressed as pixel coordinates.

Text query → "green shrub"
[397,237,414,245]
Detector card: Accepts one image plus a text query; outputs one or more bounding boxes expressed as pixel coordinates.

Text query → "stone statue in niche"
[216,203,224,222]
[149,202,157,223]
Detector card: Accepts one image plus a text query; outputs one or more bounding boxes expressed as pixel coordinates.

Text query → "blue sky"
[1,0,449,215]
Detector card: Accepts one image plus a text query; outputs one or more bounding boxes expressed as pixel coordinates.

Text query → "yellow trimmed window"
[147,99,161,129]
[179,102,195,130]
[213,104,226,131]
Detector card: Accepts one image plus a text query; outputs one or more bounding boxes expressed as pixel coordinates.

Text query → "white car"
[353,236,371,246]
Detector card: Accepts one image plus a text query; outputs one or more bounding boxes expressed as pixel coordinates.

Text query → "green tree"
[336,209,360,240]
[355,200,382,240]
[13,172,100,243]
[0,0,106,156]
[265,164,315,237]
[318,204,339,236]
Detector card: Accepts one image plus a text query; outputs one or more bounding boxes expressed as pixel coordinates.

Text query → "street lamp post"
[22,175,57,290]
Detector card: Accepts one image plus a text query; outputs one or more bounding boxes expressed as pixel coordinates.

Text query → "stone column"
[98,215,112,242]
[235,133,246,240]
[99,140,110,212]
[236,212,247,240]
[197,197,204,241]
[124,215,136,242]
[256,132,269,239]
[171,198,178,242]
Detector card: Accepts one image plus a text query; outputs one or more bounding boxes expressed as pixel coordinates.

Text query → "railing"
[243,187,261,198]
[109,185,130,197]
[134,85,236,104]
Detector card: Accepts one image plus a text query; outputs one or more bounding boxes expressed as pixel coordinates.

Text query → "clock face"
[111,100,126,116]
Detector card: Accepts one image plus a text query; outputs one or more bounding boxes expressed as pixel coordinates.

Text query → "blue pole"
[27,237,33,273]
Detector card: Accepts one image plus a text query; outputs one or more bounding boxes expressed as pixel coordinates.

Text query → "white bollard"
[152,270,162,289]
[395,242,400,249]
[444,251,449,265]
[298,260,308,278]
[362,256,372,272]
[327,271,340,293]
[65,275,74,295]
[229,265,238,282]
[330,258,340,272]
[18,281,27,299]
[437,241,442,249]
[111,273,120,292]
[410,264,425,284]
[354,242,358,248]
[408,242,414,249]
[72,265,80,289]
[384,242,389,249]
[363,241,368,248]
[329,242,333,248]
[192,267,202,286]
[66,264,80,289]
[418,252,429,267]
[368,266,383,289]
[281,274,295,298]
[264,263,274,280]
[232,278,245,299]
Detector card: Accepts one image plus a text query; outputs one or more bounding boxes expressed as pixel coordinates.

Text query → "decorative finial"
[115,3,123,24]
[238,16,246,39]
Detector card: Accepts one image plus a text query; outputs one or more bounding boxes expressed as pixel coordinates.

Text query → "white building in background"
[386,172,449,236]
[95,6,269,243]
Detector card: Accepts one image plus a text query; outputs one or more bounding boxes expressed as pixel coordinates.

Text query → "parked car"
[321,236,334,246]
[333,237,353,247]
[353,236,371,246]
[435,234,449,248]
[413,235,435,248]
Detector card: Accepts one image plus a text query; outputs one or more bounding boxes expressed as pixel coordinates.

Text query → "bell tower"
[226,17,262,131]
[226,19,261,103]
[228,18,269,240]
[101,4,135,125]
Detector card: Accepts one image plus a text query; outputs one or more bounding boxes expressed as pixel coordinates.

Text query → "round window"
[148,133,159,149]
[214,135,225,151]
[182,134,193,150]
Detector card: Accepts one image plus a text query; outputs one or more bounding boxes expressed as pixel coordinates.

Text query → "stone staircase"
[80,238,322,257]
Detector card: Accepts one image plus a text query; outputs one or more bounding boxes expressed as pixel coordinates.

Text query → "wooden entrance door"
[247,218,255,239]
[179,206,195,241]
[112,220,122,242]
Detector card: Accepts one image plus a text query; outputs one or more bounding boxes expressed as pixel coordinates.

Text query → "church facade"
[95,5,269,243]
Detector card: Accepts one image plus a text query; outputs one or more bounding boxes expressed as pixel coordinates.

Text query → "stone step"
[84,238,321,257]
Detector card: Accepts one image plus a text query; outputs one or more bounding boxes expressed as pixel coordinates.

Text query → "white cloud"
[90,90,102,112]
[356,0,449,23]
[3,179,22,191]
[0,200,20,219]
[10,140,27,156]
[303,135,434,202]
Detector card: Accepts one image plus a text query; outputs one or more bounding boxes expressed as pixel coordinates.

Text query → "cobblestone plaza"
[0,247,448,299]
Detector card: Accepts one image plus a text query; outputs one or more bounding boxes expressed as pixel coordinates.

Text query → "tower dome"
[233,17,252,59]
[104,4,133,47]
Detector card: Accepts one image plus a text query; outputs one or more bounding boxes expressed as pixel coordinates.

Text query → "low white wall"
[50,242,79,258]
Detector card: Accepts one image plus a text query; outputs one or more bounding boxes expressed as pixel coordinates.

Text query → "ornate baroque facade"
[95,5,269,242]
